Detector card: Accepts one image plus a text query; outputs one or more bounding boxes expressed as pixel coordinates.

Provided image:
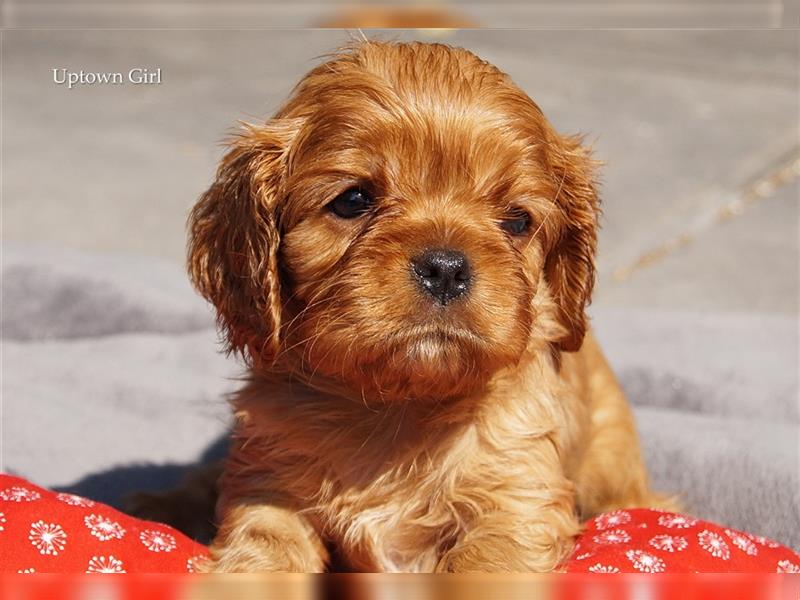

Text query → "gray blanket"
[3,243,798,549]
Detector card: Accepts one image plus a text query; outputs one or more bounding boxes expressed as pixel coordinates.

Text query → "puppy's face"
[189,42,599,402]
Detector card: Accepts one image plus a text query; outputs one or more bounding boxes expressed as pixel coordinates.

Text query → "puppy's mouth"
[391,324,484,351]
[335,322,486,401]
[385,323,489,373]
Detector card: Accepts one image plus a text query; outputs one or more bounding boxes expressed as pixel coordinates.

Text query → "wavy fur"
[187,40,674,573]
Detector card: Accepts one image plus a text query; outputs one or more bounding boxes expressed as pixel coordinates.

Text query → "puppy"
[188,40,672,572]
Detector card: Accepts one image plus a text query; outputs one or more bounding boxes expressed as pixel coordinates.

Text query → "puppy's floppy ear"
[187,119,301,366]
[544,132,600,353]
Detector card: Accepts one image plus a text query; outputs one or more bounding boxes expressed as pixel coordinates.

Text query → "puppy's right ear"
[188,119,301,367]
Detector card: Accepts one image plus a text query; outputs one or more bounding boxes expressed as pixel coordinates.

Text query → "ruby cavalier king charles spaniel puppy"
[186,40,673,573]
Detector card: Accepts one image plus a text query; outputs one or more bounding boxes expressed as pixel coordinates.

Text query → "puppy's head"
[189,41,599,402]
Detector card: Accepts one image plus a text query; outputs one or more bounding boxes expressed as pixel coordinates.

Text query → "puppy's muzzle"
[411,248,472,305]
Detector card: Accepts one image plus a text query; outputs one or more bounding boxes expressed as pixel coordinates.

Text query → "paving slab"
[3,29,798,314]
[595,179,799,314]
[2,0,789,29]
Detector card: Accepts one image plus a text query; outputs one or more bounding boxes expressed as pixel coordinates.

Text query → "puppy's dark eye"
[328,188,374,219]
[500,209,532,236]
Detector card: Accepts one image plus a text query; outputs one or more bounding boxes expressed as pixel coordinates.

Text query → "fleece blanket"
[2,243,798,550]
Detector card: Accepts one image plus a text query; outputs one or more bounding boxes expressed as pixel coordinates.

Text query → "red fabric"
[1,474,798,573]
[564,508,800,573]
[0,475,208,574]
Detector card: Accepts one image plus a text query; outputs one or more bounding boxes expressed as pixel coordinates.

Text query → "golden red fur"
[186,40,674,572]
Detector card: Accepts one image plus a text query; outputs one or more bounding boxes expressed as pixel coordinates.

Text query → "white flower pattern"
[747,533,780,549]
[588,563,620,573]
[649,534,688,553]
[698,530,730,560]
[626,550,666,573]
[0,487,41,502]
[186,555,207,573]
[86,555,126,573]
[657,514,697,529]
[592,529,631,545]
[777,559,800,573]
[139,529,177,553]
[725,529,758,556]
[594,510,632,531]
[0,512,6,531]
[28,521,67,555]
[56,492,95,507]
[84,514,125,541]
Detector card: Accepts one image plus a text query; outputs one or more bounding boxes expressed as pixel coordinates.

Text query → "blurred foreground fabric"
[0,474,206,574]
[2,473,798,573]
[2,243,798,550]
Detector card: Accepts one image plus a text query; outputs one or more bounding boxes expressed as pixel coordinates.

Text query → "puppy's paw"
[436,538,572,573]
[435,544,487,573]
[200,545,318,573]
[435,543,526,573]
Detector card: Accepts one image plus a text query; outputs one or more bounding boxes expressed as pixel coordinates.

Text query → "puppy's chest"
[321,471,457,573]
[237,386,578,572]
[309,428,476,572]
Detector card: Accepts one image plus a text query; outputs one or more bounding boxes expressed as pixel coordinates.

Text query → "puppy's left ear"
[544,132,600,353]
[187,119,302,367]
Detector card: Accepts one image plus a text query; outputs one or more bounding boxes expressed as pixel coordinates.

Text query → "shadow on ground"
[54,435,229,511]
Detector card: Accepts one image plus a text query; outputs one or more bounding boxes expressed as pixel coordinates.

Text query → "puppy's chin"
[363,335,491,403]
[296,324,518,404]
[404,327,481,364]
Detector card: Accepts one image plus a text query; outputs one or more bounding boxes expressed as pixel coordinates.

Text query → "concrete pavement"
[3,29,798,315]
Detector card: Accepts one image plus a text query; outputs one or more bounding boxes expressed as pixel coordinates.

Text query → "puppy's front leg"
[202,502,328,572]
[436,505,580,573]
[436,450,581,575]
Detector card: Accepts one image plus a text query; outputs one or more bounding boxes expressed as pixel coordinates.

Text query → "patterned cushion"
[564,508,799,573]
[1,474,797,573]
[0,474,207,573]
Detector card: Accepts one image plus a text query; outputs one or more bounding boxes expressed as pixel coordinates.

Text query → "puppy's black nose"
[411,249,472,305]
